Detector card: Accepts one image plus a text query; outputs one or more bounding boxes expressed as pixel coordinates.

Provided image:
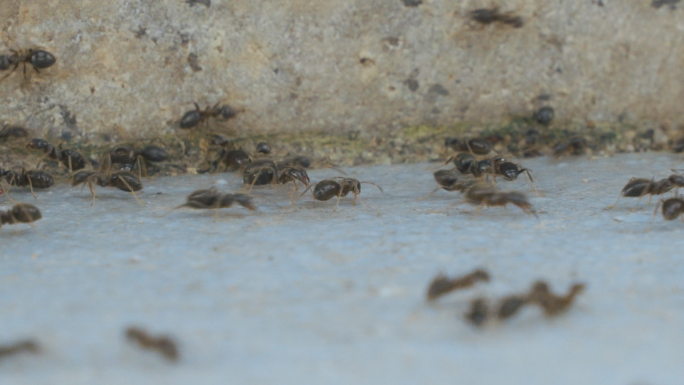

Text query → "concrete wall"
[0,0,682,141]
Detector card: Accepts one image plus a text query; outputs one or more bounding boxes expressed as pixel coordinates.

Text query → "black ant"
[466,298,490,326]
[464,183,538,218]
[444,138,492,155]
[0,168,54,198]
[166,188,256,221]
[256,142,271,154]
[72,155,143,206]
[426,269,490,301]
[125,327,179,362]
[0,125,29,141]
[468,7,523,28]
[0,48,56,83]
[648,196,684,230]
[186,0,210,6]
[0,339,40,361]
[605,173,684,209]
[419,169,477,200]
[0,203,42,230]
[534,106,554,125]
[200,148,252,174]
[179,102,238,129]
[26,138,86,172]
[446,154,542,195]
[299,177,384,211]
[552,137,587,157]
[243,160,310,204]
[110,145,168,177]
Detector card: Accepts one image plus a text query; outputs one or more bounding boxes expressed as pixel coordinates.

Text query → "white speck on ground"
[1,153,683,385]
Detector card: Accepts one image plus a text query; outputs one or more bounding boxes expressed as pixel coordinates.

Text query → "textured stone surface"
[1,153,684,384]
[0,1,683,144]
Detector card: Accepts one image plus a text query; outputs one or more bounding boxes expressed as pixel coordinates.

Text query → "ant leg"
[646,199,663,232]
[67,156,74,178]
[604,193,623,210]
[290,181,297,205]
[334,194,342,212]
[117,176,144,206]
[524,169,544,197]
[648,195,652,205]
[417,187,442,201]
[472,205,484,219]
[0,63,19,83]
[27,175,36,200]
[88,181,97,206]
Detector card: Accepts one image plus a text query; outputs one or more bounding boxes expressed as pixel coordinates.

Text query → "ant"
[0,339,40,361]
[26,138,86,172]
[419,169,477,200]
[72,155,143,206]
[299,177,384,211]
[527,281,585,317]
[605,173,684,209]
[0,48,56,83]
[463,183,538,218]
[0,168,54,198]
[466,298,489,326]
[201,148,252,174]
[0,203,42,230]
[0,125,29,141]
[110,145,168,177]
[446,154,541,195]
[426,269,490,301]
[534,106,554,125]
[186,0,210,6]
[648,196,684,230]
[125,327,179,362]
[444,137,492,155]
[552,137,587,157]
[468,7,524,28]
[179,102,238,129]
[243,160,310,204]
[256,142,271,155]
[175,188,256,212]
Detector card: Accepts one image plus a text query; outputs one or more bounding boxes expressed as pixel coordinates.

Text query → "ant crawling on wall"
[125,327,179,362]
[299,177,384,211]
[72,154,143,206]
[426,269,490,301]
[0,47,56,83]
[179,102,239,129]
[605,172,684,210]
[0,167,54,199]
[26,138,86,172]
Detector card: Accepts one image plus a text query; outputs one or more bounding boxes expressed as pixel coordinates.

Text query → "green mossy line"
[0,120,673,177]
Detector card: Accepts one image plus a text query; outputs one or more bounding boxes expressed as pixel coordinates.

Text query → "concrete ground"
[1,153,683,385]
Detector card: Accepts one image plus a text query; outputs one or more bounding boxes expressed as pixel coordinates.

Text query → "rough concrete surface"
[1,153,684,385]
[1,1,683,143]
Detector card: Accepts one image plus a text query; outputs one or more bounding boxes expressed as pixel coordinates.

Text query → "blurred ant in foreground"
[0,339,40,361]
[426,269,490,301]
[463,183,538,218]
[0,203,42,230]
[126,327,179,362]
[299,177,384,211]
